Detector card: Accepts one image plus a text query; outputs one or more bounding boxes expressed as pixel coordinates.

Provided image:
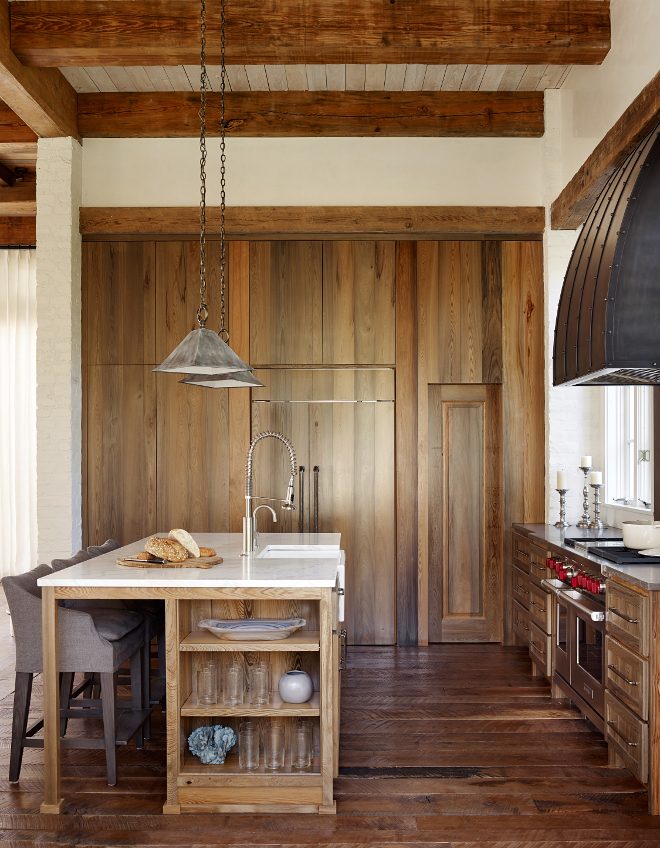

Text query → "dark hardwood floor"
[0,598,658,847]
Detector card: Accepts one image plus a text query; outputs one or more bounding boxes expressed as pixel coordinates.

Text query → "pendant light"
[154,0,263,390]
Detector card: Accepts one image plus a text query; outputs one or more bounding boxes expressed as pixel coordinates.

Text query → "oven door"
[570,606,605,717]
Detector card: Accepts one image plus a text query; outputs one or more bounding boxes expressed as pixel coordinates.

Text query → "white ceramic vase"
[278,670,313,704]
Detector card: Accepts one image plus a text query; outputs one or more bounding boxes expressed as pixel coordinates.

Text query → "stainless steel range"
[542,555,607,731]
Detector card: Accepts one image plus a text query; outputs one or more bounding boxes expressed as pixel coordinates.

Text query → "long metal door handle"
[517,583,529,594]
[530,600,546,613]
[607,720,637,747]
[530,639,546,655]
[313,466,319,534]
[608,664,638,686]
[517,550,529,558]
[516,619,530,631]
[339,629,347,671]
[298,466,305,534]
[608,607,638,624]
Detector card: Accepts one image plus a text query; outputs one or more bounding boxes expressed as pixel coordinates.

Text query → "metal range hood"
[554,122,660,386]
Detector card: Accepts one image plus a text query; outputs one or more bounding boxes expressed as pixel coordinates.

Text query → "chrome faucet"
[242,431,296,555]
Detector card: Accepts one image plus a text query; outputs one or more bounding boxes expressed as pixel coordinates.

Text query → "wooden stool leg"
[59,672,74,737]
[130,648,144,749]
[100,671,118,786]
[9,672,32,783]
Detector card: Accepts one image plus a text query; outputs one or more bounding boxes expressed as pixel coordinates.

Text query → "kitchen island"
[38,533,343,816]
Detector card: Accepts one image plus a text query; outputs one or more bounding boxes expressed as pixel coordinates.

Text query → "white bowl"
[198,618,306,641]
[622,521,660,550]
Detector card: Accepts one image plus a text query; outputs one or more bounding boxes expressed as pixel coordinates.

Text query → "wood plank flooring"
[0,594,657,846]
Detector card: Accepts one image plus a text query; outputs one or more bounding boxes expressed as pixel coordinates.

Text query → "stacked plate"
[198,618,306,641]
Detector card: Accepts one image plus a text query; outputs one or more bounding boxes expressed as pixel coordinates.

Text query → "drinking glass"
[291,720,313,769]
[239,725,260,770]
[222,661,244,706]
[248,661,271,707]
[197,661,217,706]
[263,722,285,769]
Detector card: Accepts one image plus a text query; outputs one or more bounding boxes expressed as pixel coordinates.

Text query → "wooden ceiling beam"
[0,215,35,242]
[11,0,610,67]
[79,206,546,238]
[78,90,544,138]
[552,68,660,229]
[0,0,78,139]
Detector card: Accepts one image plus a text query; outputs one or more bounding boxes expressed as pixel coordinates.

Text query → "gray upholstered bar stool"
[2,564,151,786]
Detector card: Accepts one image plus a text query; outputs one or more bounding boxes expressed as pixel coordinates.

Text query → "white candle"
[589,471,602,485]
[557,470,568,490]
[581,456,592,467]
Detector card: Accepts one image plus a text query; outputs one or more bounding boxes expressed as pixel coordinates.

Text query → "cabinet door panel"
[250,241,322,365]
[86,365,156,546]
[322,241,395,365]
[428,383,503,642]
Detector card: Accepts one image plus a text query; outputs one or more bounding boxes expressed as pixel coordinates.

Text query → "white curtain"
[0,250,37,576]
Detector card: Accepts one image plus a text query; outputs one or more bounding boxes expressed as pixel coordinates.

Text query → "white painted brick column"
[543,91,604,526]
[35,137,83,562]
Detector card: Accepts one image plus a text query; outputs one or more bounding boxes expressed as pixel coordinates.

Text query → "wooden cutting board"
[116,554,224,569]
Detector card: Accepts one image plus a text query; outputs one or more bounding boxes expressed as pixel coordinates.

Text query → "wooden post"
[648,593,660,814]
[163,599,181,814]
[40,586,64,814]
[318,587,336,813]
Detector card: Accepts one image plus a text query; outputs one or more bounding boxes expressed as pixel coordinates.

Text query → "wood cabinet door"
[428,384,503,642]
[250,369,396,646]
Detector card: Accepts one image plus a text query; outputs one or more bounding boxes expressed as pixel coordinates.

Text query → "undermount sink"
[257,545,340,559]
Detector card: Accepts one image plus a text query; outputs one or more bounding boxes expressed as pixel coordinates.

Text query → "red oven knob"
[559,569,567,580]
[571,576,578,588]
[578,573,584,587]
[546,557,553,570]
[588,579,597,593]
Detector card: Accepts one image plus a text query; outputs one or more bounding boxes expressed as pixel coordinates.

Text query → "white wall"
[82,136,542,207]
[559,0,660,191]
[36,138,83,562]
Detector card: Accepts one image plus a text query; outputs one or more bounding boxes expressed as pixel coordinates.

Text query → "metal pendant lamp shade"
[154,328,251,375]
[179,370,264,389]
[155,0,256,386]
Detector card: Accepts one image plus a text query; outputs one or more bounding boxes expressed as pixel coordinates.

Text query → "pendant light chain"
[218,0,228,342]
[197,0,209,328]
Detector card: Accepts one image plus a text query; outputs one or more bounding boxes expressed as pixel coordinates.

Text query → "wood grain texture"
[86,365,157,547]
[396,240,418,646]
[250,369,396,646]
[40,586,63,814]
[552,68,660,229]
[83,241,156,365]
[428,384,502,643]
[322,241,395,365]
[79,205,546,238]
[501,241,544,644]
[481,241,503,383]
[0,214,35,243]
[0,0,78,138]
[76,90,545,138]
[11,1,610,66]
[649,593,660,813]
[0,98,37,141]
[249,241,323,366]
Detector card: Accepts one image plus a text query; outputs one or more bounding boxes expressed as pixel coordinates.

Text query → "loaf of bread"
[169,528,200,558]
[198,546,216,557]
[145,536,188,562]
[136,551,162,561]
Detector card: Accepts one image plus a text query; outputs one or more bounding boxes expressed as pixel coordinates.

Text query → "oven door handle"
[557,590,605,622]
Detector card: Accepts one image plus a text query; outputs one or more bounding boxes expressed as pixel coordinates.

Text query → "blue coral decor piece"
[188,725,237,765]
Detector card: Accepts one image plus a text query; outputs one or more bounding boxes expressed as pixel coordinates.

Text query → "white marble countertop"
[38,533,342,588]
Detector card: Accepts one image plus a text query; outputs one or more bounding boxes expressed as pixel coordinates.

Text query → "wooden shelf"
[180,749,321,779]
[181,690,320,717]
[180,630,320,652]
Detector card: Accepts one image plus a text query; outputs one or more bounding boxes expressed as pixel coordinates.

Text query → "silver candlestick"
[588,483,605,529]
[554,488,570,528]
[576,465,592,529]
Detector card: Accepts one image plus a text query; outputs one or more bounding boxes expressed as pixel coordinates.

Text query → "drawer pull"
[516,619,530,631]
[607,720,637,747]
[516,583,529,595]
[608,607,639,624]
[530,639,546,655]
[530,600,546,613]
[517,550,530,558]
[608,664,638,686]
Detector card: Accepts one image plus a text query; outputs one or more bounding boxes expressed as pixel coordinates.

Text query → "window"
[605,386,653,512]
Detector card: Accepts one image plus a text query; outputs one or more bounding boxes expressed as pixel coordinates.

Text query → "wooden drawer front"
[529,543,551,582]
[512,533,530,573]
[606,580,650,657]
[605,636,649,721]
[512,565,530,610]
[513,599,530,645]
[605,690,648,784]
[529,621,551,676]
[529,584,552,634]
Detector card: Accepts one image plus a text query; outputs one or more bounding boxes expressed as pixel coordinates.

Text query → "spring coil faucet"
[243,431,297,555]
